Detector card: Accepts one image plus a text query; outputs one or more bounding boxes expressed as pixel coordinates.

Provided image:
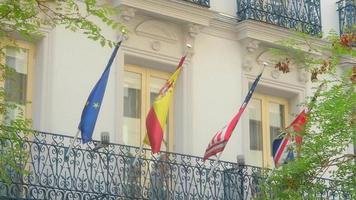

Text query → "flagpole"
[132,44,192,166]
[207,152,222,179]
[65,129,80,159]
[67,34,125,160]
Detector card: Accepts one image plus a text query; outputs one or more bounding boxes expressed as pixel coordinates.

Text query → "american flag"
[203,72,263,160]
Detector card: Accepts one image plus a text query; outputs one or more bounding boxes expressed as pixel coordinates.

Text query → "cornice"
[114,0,216,26]
[235,20,328,48]
[201,13,239,41]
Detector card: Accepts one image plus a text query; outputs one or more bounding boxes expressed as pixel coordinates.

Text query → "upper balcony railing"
[236,0,322,36]
[337,0,356,35]
[0,130,351,199]
[183,0,210,8]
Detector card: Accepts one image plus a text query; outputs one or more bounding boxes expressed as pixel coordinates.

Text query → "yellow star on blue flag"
[78,41,121,143]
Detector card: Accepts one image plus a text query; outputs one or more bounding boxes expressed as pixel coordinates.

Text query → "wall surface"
[35,26,118,141]
[189,33,242,161]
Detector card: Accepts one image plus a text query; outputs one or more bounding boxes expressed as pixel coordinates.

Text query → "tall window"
[1,40,34,121]
[123,65,173,151]
[247,93,288,168]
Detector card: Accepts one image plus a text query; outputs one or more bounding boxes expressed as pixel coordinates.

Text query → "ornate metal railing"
[182,0,210,8]
[236,0,322,36]
[337,0,356,35]
[0,131,352,199]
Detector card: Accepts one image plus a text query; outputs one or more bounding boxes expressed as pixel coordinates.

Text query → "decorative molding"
[246,40,260,53]
[114,0,216,26]
[242,59,253,72]
[256,49,276,66]
[185,23,201,55]
[120,7,136,22]
[187,23,200,38]
[151,41,161,51]
[135,19,179,43]
[239,40,265,72]
[122,44,181,66]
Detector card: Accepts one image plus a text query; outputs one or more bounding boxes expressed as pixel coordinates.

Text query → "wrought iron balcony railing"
[337,0,356,35]
[183,0,210,8]
[0,131,352,199]
[236,0,322,36]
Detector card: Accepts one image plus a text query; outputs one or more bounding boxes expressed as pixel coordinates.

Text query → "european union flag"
[78,42,121,143]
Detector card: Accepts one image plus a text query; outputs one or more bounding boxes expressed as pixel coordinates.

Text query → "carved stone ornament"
[136,20,178,43]
[242,59,253,72]
[151,41,161,51]
[185,23,201,55]
[246,40,260,53]
[187,23,200,38]
[121,7,136,22]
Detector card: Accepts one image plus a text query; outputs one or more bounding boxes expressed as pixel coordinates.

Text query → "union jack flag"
[272,134,295,167]
[272,83,324,167]
[272,110,307,167]
[203,72,263,160]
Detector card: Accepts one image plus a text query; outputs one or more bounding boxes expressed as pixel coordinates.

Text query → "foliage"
[0,0,125,184]
[260,30,356,199]
[0,0,126,47]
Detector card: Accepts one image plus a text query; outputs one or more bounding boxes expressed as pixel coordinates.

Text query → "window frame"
[124,65,174,151]
[0,40,35,120]
[250,93,289,168]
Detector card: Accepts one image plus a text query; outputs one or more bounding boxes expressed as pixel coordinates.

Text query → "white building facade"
[6,0,354,168]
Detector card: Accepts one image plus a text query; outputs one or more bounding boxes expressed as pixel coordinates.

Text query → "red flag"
[287,109,307,144]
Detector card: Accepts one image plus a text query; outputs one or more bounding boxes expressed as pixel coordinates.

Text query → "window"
[123,65,173,151]
[247,93,288,168]
[0,40,34,197]
[0,40,34,121]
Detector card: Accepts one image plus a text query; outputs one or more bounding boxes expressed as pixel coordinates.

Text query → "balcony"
[0,131,351,199]
[236,0,322,36]
[183,0,210,7]
[337,0,356,35]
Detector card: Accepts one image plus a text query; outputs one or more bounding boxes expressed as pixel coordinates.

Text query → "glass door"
[246,93,289,168]
[123,65,173,151]
[123,70,143,147]
[246,98,263,167]
[148,72,172,152]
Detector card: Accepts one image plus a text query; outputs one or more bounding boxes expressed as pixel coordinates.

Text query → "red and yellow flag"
[144,56,186,153]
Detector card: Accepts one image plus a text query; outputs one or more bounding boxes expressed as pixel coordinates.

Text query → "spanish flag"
[144,56,186,153]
